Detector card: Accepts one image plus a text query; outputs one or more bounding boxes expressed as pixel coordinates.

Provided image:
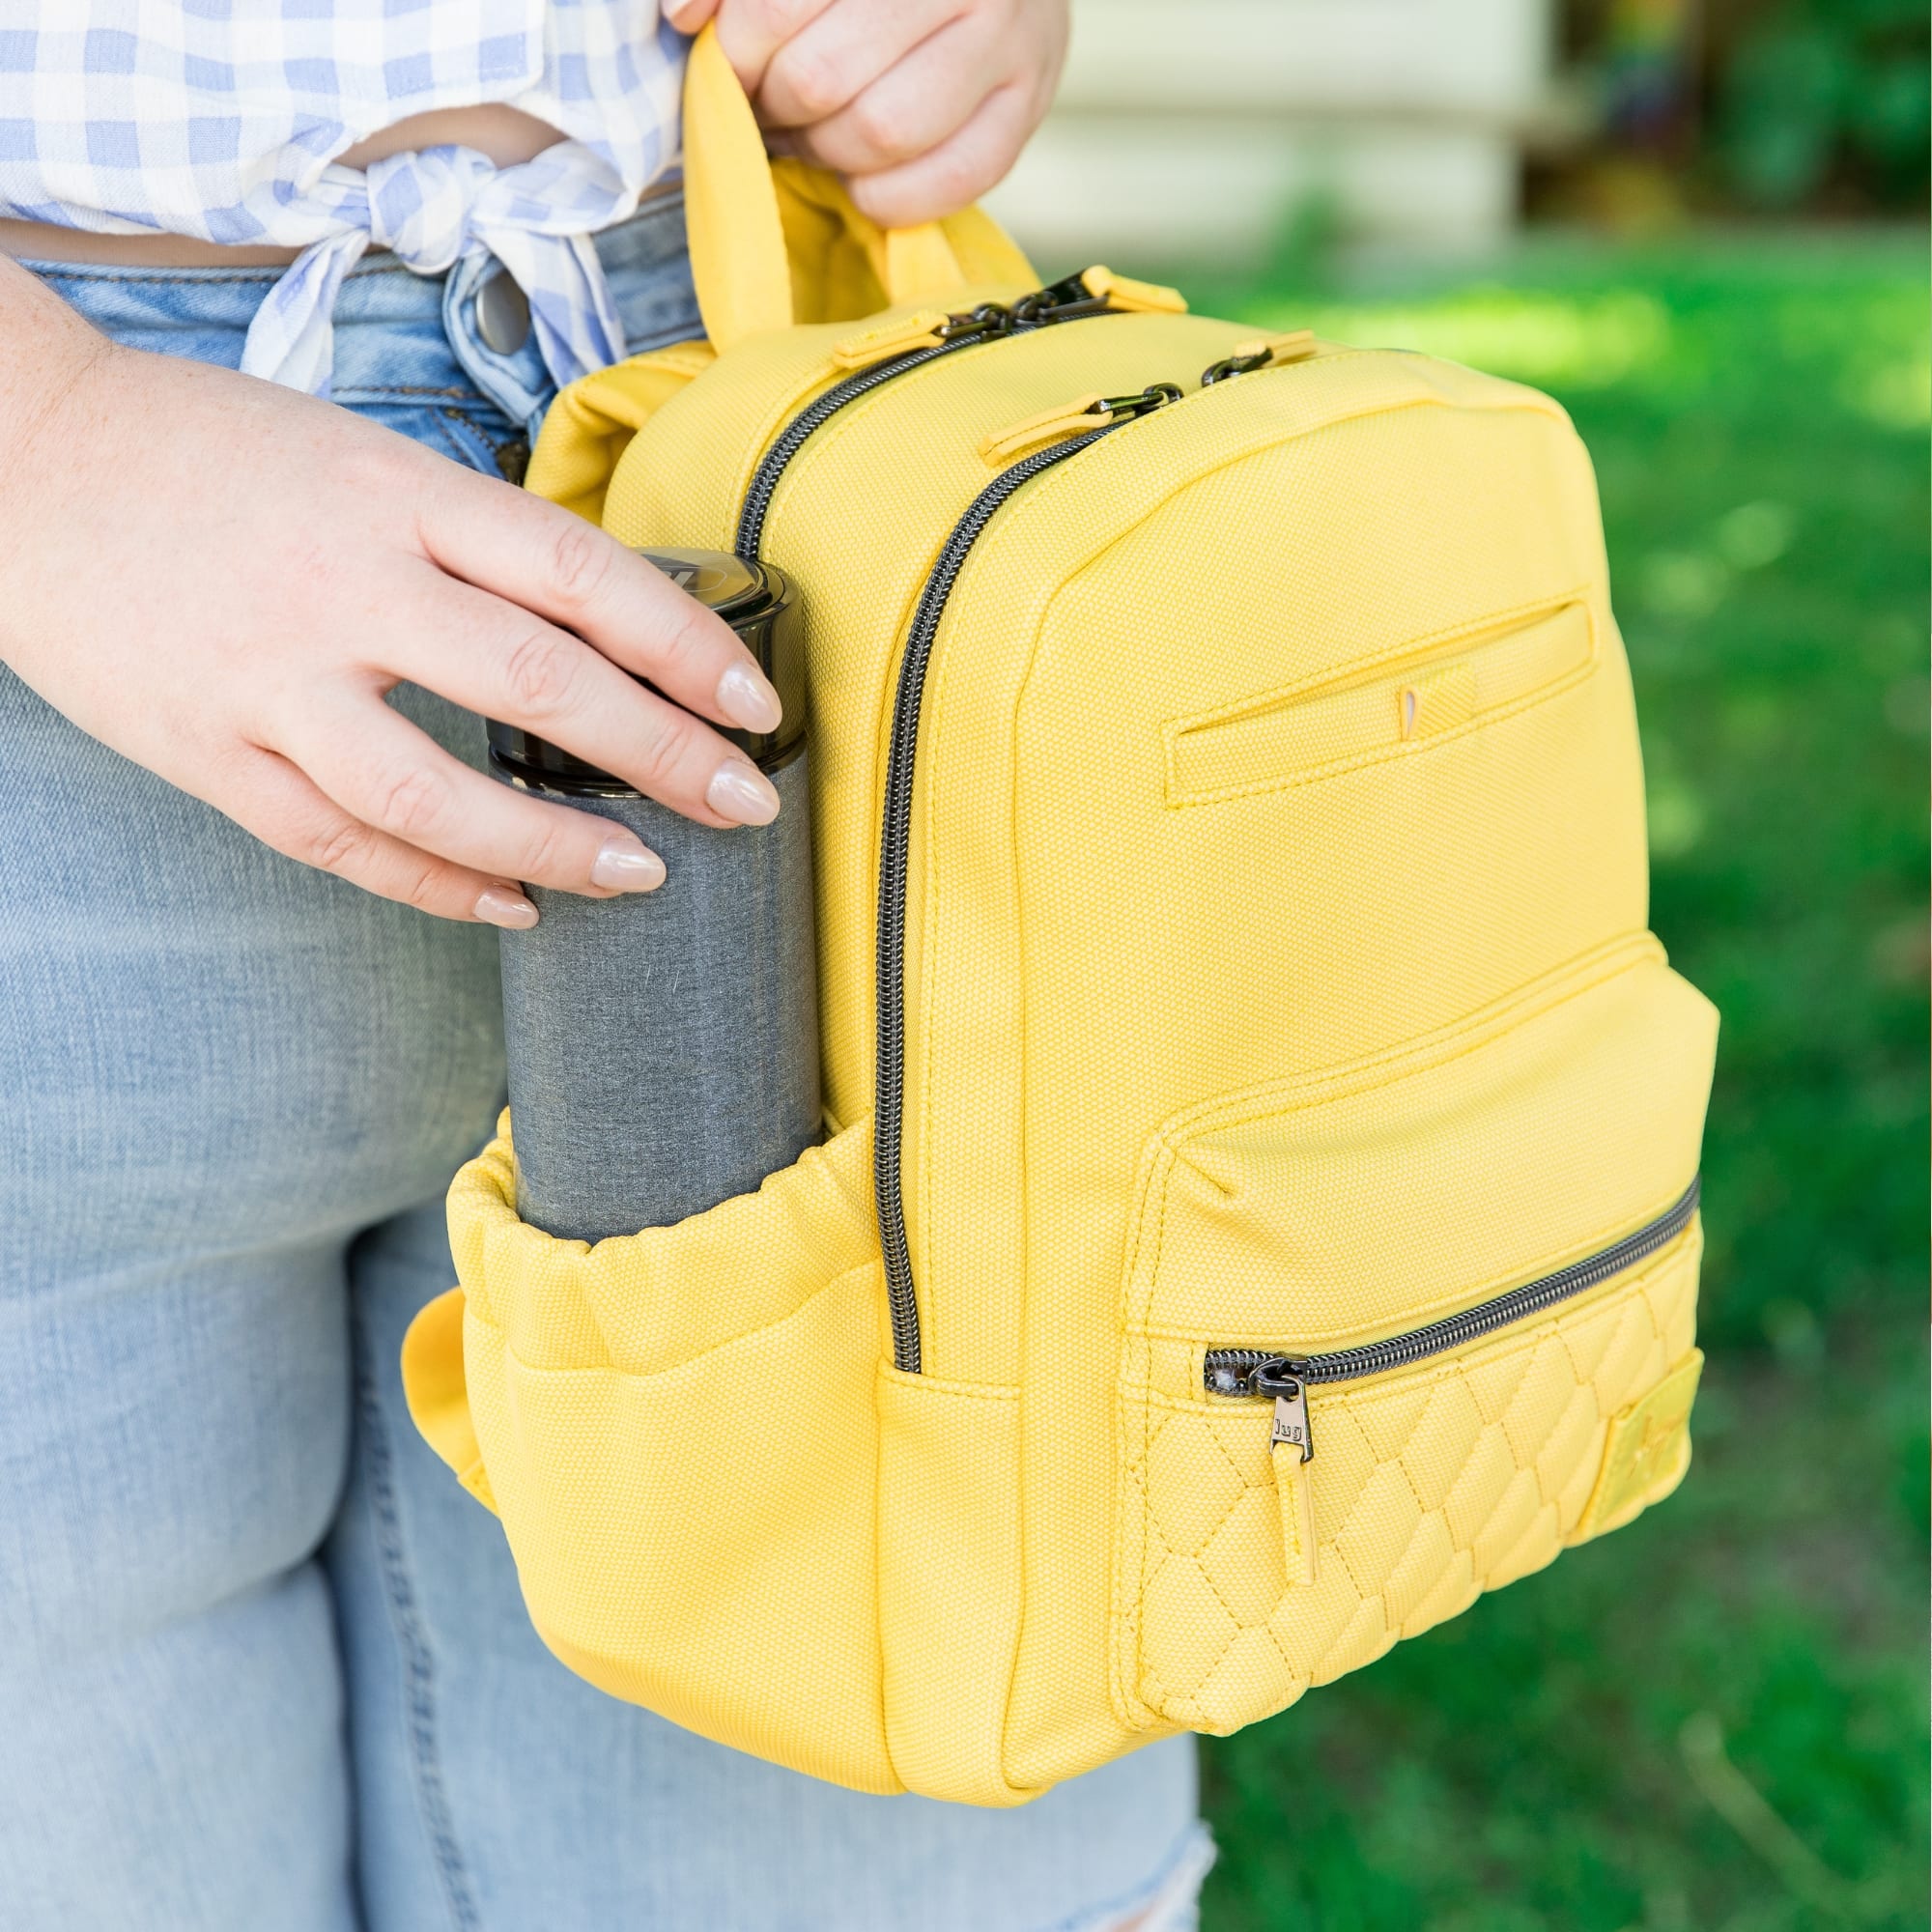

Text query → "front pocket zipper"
[1201,1175,1701,1466]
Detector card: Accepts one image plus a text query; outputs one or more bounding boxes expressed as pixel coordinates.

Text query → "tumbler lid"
[636,547,769,623]
[487,547,803,791]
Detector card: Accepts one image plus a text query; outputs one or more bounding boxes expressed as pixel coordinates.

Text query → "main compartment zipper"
[731,281,1301,1375]
[735,272,1123,559]
[872,388,1181,1373]
[1202,1176,1702,1462]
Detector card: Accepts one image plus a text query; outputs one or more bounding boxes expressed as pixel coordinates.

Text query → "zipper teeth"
[1204,1176,1701,1394]
[731,290,1126,1371]
[734,300,1126,558]
[874,426,1123,1373]
[735,341,967,556]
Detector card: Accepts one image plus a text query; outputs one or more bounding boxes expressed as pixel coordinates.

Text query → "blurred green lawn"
[1179,234,1929,1932]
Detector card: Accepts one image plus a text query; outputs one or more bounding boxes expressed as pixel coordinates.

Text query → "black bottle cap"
[486,547,803,794]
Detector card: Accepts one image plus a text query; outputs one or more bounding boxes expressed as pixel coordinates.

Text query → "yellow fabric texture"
[401,37,1719,1805]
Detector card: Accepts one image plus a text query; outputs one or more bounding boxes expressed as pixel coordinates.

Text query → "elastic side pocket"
[435,1114,901,1796]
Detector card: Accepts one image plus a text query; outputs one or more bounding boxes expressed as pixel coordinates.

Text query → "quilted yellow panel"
[1116,1232,1701,1734]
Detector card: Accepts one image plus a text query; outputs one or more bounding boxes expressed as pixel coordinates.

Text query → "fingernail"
[706,759,781,826]
[716,661,783,733]
[475,885,539,929]
[590,834,667,892]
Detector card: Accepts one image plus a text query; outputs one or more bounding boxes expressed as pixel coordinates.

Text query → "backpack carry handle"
[682,23,1035,354]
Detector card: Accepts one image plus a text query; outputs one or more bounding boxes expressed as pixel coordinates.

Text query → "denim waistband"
[21,186,700,439]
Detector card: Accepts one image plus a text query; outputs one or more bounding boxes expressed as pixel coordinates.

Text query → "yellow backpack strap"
[401,1287,498,1515]
[525,339,715,522]
[683,23,1033,349]
[683,22,793,350]
[935,202,1037,290]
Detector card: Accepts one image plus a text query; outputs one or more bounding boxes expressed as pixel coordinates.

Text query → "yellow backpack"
[402,26,1719,1806]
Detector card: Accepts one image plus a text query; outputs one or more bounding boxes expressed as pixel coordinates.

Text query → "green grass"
[1175,233,1930,1931]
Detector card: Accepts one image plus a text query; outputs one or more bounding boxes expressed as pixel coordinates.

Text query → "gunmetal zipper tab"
[1204,1176,1702,1448]
[735,276,1129,558]
[1265,1371,1314,1463]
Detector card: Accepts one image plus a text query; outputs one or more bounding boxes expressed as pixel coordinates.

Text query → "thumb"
[663,0,721,32]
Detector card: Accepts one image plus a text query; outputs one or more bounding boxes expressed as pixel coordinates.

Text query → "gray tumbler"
[486,548,821,1242]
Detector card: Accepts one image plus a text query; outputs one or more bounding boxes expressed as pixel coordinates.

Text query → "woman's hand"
[0,260,786,927]
[665,0,1070,229]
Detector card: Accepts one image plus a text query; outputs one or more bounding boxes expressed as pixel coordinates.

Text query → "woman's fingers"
[286,695,687,899]
[662,0,723,31]
[380,569,781,831]
[221,742,539,926]
[785,13,993,176]
[839,77,1038,228]
[416,468,783,738]
[709,0,840,98]
[754,0,963,134]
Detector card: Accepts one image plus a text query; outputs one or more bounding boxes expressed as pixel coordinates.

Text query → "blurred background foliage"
[1115,5,1932,1920]
[1548,0,1929,222]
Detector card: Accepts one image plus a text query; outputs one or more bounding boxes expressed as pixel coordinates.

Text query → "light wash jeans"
[0,195,1209,1932]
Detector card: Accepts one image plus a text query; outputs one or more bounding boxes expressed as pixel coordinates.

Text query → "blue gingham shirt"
[0,5,686,396]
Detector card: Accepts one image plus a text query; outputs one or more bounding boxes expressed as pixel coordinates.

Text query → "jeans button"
[477,270,531,355]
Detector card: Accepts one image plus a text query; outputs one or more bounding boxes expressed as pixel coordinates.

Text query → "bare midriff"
[0,103,568,266]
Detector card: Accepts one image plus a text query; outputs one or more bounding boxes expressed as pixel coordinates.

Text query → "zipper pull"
[979,382,1184,464]
[830,302,1020,369]
[1076,266,1189,315]
[830,309,955,368]
[1201,329,1319,386]
[1269,1381,1313,1461]
[1255,1357,1315,1463]
[1255,1358,1318,1587]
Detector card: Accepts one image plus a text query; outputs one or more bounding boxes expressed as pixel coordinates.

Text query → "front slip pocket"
[1113,942,1718,1735]
[1164,593,1596,804]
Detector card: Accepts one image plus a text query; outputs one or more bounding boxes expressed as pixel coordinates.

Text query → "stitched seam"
[350,1301,480,1932]
[1137,1181,1698,1371]
[474,1257,876,1380]
[1134,1199,1698,1355]
[1130,1155,1184,1713]
[1166,587,1591,736]
[878,1367,1020,1404]
[438,405,515,476]
[1151,947,1654,1136]
[1141,934,1661,1147]
[332,383,482,401]
[27,266,286,284]
[1199,1421,1300,1690]
[1128,1223,1700,1421]
[1113,1138,1176,1720]
[422,411,480,471]
[1165,651,1600,807]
